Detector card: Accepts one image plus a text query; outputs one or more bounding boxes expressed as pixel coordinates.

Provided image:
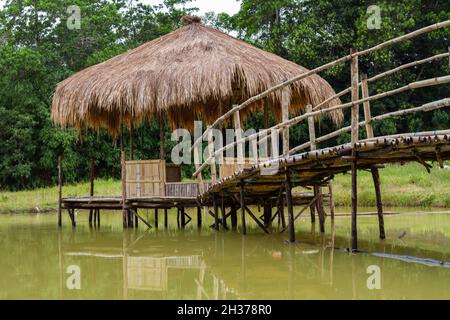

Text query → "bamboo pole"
[285,170,295,243]
[314,185,326,233]
[371,168,386,239]
[191,20,450,153]
[208,130,217,183]
[282,88,290,157]
[307,105,317,151]
[328,183,335,221]
[121,150,127,229]
[361,74,374,139]
[234,108,244,171]
[89,159,95,226]
[58,156,62,228]
[239,181,247,236]
[350,48,359,251]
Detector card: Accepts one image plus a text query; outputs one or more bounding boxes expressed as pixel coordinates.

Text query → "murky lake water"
[0,209,449,300]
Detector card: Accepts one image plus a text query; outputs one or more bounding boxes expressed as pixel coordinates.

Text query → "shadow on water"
[0,212,449,299]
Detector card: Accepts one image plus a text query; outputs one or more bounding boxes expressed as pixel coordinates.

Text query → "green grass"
[0,163,449,213]
[332,163,450,208]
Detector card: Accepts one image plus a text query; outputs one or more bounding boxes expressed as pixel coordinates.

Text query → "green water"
[0,209,449,300]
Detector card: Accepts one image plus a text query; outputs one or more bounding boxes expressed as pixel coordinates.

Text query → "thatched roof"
[52,16,342,135]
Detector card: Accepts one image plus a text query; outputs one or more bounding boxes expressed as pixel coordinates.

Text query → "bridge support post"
[58,155,63,228]
[239,181,247,235]
[230,205,238,230]
[154,209,159,229]
[350,48,360,251]
[221,192,228,230]
[263,203,272,228]
[121,150,128,229]
[314,185,326,233]
[371,168,386,239]
[197,206,202,229]
[285,169,295,243]
[213,194,219,231]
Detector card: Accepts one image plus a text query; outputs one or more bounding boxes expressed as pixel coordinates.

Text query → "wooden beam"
[285,170,295,242]
[351,48,360,147]
[371,168,386,239]
[282,88,290,157]
[121,150,128,229]
[361,74,374,139]
[239,181,247,235]
[234,107,244,171]
[58,156,62,228]
[208,129,217,183]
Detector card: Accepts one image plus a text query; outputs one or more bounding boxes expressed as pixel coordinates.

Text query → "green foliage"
[0,0,449,191]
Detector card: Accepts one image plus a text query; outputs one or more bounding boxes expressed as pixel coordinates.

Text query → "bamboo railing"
[192,20,450,184]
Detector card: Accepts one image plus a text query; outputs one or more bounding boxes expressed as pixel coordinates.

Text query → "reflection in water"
[0,212,449,299]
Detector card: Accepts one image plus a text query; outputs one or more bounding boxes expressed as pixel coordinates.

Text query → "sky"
[140,0,241,15]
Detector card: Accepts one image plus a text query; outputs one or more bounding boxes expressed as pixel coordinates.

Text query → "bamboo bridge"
[59,20,450,251]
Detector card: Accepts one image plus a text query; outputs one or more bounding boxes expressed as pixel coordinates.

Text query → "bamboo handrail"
[192,75,450,178]
[192,20,450,153]
[312,51,450,112]
[289,98,450,155]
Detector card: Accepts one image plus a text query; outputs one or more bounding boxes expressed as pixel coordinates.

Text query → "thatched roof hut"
[52,16,342,135]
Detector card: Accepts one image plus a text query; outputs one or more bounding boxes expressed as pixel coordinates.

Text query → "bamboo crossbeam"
[289,98,450,154]
[192,20,450,153]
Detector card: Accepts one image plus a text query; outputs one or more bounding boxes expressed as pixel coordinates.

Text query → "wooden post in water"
[213,194,219,231]
[328,183,335,221]
[121,150,128,229]
[164,209,168,229]
[230,205,238,230]
[350,48,360,251]
[89,159,95,226]
[239,181,247,235]
[314,185,326,233]
[307,105,317,151]
[154,209,159,229]
[221,192,227,229]
[181,207,186,229]
[362,73,386,240]
[285,169,295,243]
[58,156,63,228]
[197,206,202,229]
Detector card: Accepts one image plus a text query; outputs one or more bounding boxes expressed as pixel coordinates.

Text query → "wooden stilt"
[134,208,138,228]
[263,203,272,228]
[177,208,180,229]
[213,195,219,231]
[89,159,95,226]
[310,204,316,223]
[230,205,238,230]
[221,193,227,230]
[58,156,63,228]
[164,209,168,229]
[181,207,186,229]
[350,48,360,252]
[97,209,100,227]
[371,167,386,239]
[314,185,326,233]
[328,183,335,221]
[154,209,159,229]
[68,209,76,227]
[121,150,128,229]
[197,206,202,229]
[351,159,358,251]
[239,181,247,236]
[285,170,295,243]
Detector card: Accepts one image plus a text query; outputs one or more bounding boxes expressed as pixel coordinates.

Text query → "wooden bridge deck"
[200,135,450,202]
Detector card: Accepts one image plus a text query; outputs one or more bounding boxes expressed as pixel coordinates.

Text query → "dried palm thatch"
[52,16,342,136]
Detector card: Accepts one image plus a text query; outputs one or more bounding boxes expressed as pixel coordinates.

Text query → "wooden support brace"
[285,169,296,243]
[239,181,247,235]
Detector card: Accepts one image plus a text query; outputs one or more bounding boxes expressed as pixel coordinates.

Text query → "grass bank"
[0,163,449,213]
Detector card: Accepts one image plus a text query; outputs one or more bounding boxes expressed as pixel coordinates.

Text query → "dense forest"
[0,0,449,190]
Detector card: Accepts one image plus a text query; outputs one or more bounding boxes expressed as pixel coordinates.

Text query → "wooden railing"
[192,20,450,187]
